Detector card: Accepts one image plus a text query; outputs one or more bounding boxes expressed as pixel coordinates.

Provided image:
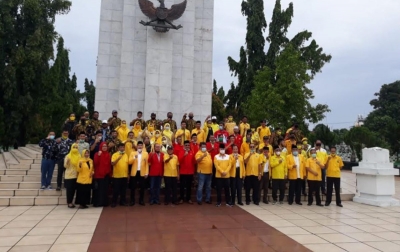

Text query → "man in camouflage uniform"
[146,113,162,130]
[108,110,122,131]
[182,112,196,133]
[107,130,122,154]
[90,111,102,132]
[130,111,146,130]
[72,116,87,140]
[55,129,74,191]
[162,112,177,132]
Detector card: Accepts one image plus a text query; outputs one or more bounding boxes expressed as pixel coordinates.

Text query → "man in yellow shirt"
[210,116,220,133]
[111,143,129,208]
[315,140,328,195]
[128,141,149,206]
[225,115,237,136]
[286,145,306,205]
[230,144,245,205]
[175,121,191,145]
[195,142,213,205]
[164,146,179,205]
[306,148,325,206]
[325,146,344,207]
[239,116,250,137]
[214,143,232,207]
[259,147,270,204]
[257,120,271,140]
[240,131,251,156]
[192,121,205,143]
[270,147,288,204]
[244,143,262,205]
[258,136,273,154]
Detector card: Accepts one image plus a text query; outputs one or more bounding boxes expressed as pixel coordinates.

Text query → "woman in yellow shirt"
[63,143,79,208]
[76,149,94,209]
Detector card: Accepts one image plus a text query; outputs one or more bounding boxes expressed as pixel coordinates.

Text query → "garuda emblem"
[139,0,187,33]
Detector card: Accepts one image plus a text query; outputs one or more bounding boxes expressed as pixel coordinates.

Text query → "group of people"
[39,110,344,209]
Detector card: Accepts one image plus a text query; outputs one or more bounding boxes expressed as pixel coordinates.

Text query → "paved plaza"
[0,171,400,251]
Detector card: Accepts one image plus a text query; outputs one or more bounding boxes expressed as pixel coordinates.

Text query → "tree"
[344,126,386,161]
[211,94,225,121]
[212,79,217,94]
[308,124,335,148]
[83,79,96,115]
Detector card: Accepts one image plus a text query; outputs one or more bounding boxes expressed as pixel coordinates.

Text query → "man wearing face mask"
[325,147,344,207]
[270,127,284,148]
[244,143,262,205]
[210,116,220,133]
[108,110,122,131]
[203,116,214,142]
[206,135,219,189]
[116,120,130,142]
[270,146,288,204]
[233,126,243,149]
[55,129,74,191]
[214,144,232,207]
[129,141,149,206]
[178,140,195,204]
[306,148,325,206]
[182,112,196,132]
[100,120,110,142]
[225,115,237,136]
[148,144,164,205]
[64,113,77,140]
[257,120,271,140]
[258,147,270,204]
[301,138,311,158]
[190,134,199,154]
[239,116,250,138]
[195,142,213,204]
[240,131,252,156]
[107,130,121,155]
[286,145,306,205]
[77,132,90,154]
[314,140,328,195]
[163,112,177,132]
[130,111,146,130]
[39,131,59,190]
[192,121,205,143]
[111,143,129,207]
[214,122,229,144]
[229,144,245,205]
[175,121,191,145]
[73,116,88,140]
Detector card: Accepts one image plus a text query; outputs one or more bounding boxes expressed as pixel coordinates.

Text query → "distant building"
[354,115,365,127]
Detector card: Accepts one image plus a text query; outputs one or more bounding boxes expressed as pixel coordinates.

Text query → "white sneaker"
[47,186,53,190]
[40,186,46,190]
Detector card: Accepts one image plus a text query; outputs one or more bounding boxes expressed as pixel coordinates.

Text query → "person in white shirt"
[259,147,270,204]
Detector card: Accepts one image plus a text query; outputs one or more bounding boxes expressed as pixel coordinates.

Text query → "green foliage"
[308,124,335,148]
[211,94,225,121]
[212,79,217,94]
[344,126,385,161]
[332,128,349,145]
[83,78,96,115]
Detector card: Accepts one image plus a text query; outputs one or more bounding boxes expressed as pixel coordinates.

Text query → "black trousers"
[211,164,216,188]
[259,172,269,202]
[164,176,178,204]
[308,180,321,205]
[179,174,193,201]
[230,168,243,204]
[92,176,110,207]
[326,177,341,205]
[272,179,286,202]
[64,178,76,204]
[245,175,259,203]
[216,177,231,204]
[130,171,145,203]
[301,179,307,195]
[112,177,127,204]
[57,158,66,188]
[75,183,91,206]
[288,179,303,204]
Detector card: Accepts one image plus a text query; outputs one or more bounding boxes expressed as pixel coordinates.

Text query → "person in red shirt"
[234,126,243,149]
[173,135,184,156]
[93,142,112,207]
[190,133,199,154]
[148,143,164,205]
[225,135,235,155]
[206,135,220,189]
[178,140,196,204]
[214,122,229,144]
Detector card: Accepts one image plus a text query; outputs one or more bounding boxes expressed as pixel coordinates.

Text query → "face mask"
[219,126,223,130]
[138,149,142,153]
[250,149,255,154]
[316,143,321,147]
[148,127,154,132]
[311,153,317,158]
[303,141,308,145]
[212,120,216,123]
[246,137,251,142]
[62,135,67,140]
[228,117,233,122]
[165,127,170,131]
[218,137,223,142]
[135,125,141,129]
[81,119,86,123]
[201,147,207,152]
[293,151,298,156]
[162,140,167,145]
[277,131,282,136]
[189,116,193,119]
[275,151,281,156]
[69,117,75,121]
[155,134,160,138]
[80,140,85,143]
[49,135,55,140]
[168,115,172,119]
[220,149,225,154]
[119,151,125,154]
[71,149,79,154]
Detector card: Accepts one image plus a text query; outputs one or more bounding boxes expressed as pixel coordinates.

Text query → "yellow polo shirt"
[240,142,250,156]
[326,155,344,178]
[164,154,179,177]
[270,155,287,179]
[258,142,273,154]
[244,153,261,176]
[306,157,324,181]
[111,153,129,178]
[195,151,212,174]
[192,128,206,143]
[225,122,237,136]
[239,122,250,137]
[257,126,271,139]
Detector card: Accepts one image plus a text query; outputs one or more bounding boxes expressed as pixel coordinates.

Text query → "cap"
[151,113,156,116]
[102,120,108,124]
[211,116,217,120]
[234,126,239,129]
[302,137,308,142]
[112,110,117,113]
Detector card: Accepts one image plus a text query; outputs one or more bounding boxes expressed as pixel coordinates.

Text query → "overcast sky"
[54,0,400,129]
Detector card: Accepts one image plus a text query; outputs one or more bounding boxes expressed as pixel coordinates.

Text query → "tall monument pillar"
[94,0,214,123]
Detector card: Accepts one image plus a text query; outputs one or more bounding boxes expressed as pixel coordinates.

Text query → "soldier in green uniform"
[182,112,196,133]
[130,111,146,130]
[107,130,122,154]
[146,113,162,130]
[72,116,88,140]
[108,110,122,131]
[162,112,177,132]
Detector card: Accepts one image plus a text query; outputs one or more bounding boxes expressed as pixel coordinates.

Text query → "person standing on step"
[182,112,196,133]
[195,142,213,205]
[306,148,325,207]
[214,143,232,207]
[148,143,164,205]
[164,146,179,205]
[229,145,245,205]
[111,143,129,207]
[39,131,59,190]
[325,146,344,207]
[128,141,149,206]
[76,149,94,209]
[178,140,196,204]
[286,145,306,205]
[93,142,112,207]
[89,131,103,159]
[163,112,177,133]
[63,113,77,140]
[270,146,288,205]
[314,140,328,195]
[108,110,122,131]
[77,132,90,154]
[244,143,262,205]
[258,147,270,204]
[56,129,73,191]
[63,143,80,208]
[130,111,146,130]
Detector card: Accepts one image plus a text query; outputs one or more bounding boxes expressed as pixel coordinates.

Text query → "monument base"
[353,194,400,207]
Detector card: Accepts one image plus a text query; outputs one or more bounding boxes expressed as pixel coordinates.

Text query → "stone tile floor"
[0,171,400,251]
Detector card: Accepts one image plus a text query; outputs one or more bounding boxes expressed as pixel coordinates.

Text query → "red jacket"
[93,142,112,179]
[173,143,184,156]
[225,142,235,155]
[214,130,229,143]
[234,134,243,149]
[206,142,220,161]
[178,150,195,175]
[190,142,199,155]
[148,152,164,176]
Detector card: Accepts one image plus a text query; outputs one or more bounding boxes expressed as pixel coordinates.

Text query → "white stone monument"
[353,147,400,207]
[94,0,214,122]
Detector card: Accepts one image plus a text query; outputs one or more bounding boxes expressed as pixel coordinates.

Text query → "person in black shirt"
[39,131,59,190]
[56,130,73,191]
[63,113,77,140]
[90,131,103,159]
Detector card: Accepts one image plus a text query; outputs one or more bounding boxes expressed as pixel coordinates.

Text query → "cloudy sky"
[55,0,400,129]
